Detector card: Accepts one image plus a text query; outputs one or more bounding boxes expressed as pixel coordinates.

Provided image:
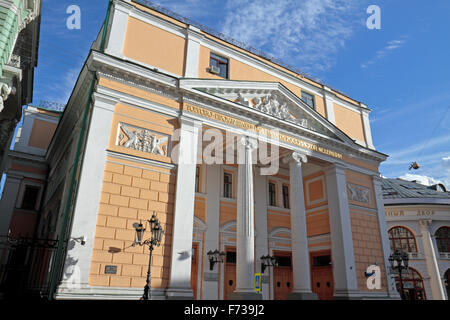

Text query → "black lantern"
[134,222,145,245]
[260,255,278,274]
[389,249,409,300]
[133,213,164,300]
[207,249,225,270]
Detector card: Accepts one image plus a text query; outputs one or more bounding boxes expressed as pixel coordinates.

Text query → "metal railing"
[0,236,59,299]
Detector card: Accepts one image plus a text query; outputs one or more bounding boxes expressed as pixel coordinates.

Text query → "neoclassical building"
[9,0,400,300]
[383,178,450,300]
[0,0,41,175]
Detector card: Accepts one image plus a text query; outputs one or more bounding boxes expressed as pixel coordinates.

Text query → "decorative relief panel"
[347,183,371,204]
[117,122,170,157]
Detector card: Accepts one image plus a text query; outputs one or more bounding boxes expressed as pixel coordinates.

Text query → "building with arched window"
[383,178,450,300]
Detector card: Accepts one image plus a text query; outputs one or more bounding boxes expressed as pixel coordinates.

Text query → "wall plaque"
[105,265,118,274]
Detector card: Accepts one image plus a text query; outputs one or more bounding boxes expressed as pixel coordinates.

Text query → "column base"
[165,287,194,300]
[228,291,263,300]
[333,290,363,300]
[287,291,318,300]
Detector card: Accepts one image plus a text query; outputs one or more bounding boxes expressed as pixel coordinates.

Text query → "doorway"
[310,250,334,300]
[191,243,199,299]
[273,251,293,300]
[224,247,236,300]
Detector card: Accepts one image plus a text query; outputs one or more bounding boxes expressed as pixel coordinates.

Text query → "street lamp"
[389,249,409,300]
[133,213,164,300]
[260,255,278,274]
[207,249,225,270]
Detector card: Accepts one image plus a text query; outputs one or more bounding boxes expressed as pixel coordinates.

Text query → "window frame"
[223,172,233,199]
[301,91,316,110]
[388,226,418,253]
[17,182,43,211]
[435,226,450,253]
[268,182,277,207]
[195,166,201,193]
[282,185,290,209]
[209,52,229,79]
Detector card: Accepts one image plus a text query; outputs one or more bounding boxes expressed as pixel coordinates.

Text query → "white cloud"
[220,0,364,75]
[361,39,406,69]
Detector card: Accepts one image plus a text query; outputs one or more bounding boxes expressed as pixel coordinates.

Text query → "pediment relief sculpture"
[232,91,337,140]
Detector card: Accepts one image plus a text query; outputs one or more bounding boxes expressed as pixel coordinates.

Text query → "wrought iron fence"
[0,236,59,299]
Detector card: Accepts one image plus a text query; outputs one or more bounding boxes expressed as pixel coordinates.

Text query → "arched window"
[435,227,450,253]
[388,226,418,253]
[395,267,426,300]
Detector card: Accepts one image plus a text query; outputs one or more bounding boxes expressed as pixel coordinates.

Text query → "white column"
[104,1,129,58]
[184,25,201,78]
[203,164,221,299]
[229,136,261,299]
[361,107,375,150]
[286,152,317,299]
[323,87,336,125]
[254,170,269,299]
[55,93,117,297]
[372,175,400,299]
[324,164,359,299]
[419,219,446,300]
[166,117,200,299]
[0,174,22,236]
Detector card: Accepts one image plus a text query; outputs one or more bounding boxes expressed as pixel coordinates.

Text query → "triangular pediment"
[181,79,352,144]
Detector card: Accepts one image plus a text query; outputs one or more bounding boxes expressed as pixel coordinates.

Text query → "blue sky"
[31,0,450,186]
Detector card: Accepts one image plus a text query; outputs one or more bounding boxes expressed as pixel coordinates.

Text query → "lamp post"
[133,213,164,300]
[207,249,225,271]
[389,249,409,300]
[260,255,278,274]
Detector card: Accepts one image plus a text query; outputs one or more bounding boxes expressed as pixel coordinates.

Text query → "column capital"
[283,151,307,166]
[323,162,347,176]
[419,219,433,229]
[239,135,258,150]
[371,173,383,184]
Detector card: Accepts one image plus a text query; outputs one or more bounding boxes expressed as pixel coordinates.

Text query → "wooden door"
[310,251,334,300]
[224,248,236,300]
[273,251,293,300]
[273,267,293,300]
[191,243,198,299]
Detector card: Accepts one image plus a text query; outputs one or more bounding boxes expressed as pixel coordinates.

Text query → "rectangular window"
[224,173,233,198]
[210,53,229,79]
[312,255,331,267]
[195,166,200,193]
[269,182,277,206]
[226,251,236,264]
[282,185,290,209]
[301,91,315,109]
[21,185,40,210]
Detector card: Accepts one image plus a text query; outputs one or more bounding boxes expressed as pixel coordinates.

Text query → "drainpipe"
[47,0,113,300]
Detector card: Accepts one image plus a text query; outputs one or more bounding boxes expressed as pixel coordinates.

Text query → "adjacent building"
[0,0,42,175]
[1,0,402,300]
[383,178,450,300]
[0,105,60,238]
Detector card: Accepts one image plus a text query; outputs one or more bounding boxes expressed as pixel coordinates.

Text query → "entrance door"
[273,252,293,300]
[224,248,236,300]
[310,251,334,300]
[191,243,198,299]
